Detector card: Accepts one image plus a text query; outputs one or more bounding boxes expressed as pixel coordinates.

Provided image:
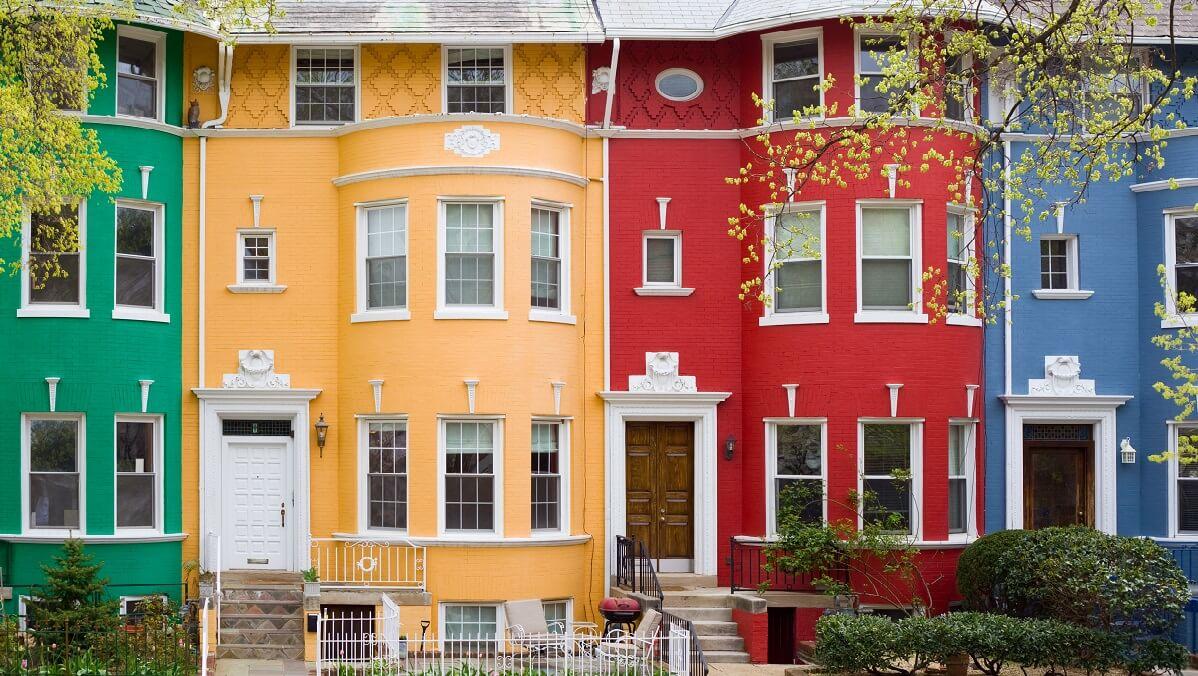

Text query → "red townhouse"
[590,1,986,663]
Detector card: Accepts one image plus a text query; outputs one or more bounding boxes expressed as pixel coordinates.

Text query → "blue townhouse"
[984,41,1198,647]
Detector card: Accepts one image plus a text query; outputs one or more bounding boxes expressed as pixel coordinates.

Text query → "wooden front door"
[626,422,695,561]
[1024,441,1094,529]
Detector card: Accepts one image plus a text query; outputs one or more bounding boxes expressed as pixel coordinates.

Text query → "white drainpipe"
[198,136,207,389]
[1003,139,1013,397]
[202,42,234,129]
[602,38,621,129]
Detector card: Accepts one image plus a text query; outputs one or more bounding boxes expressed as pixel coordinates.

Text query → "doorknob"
[280,502,286,528]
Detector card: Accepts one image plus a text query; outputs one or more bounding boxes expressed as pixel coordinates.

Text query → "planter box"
[304,581,321,597]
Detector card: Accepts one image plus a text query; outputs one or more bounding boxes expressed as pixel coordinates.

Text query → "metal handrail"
[200,596,210,676]
[309,535,427,590]
[729,535,849,593]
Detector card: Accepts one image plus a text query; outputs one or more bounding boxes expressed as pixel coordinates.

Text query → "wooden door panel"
[625,422,694,560]
[1024,446,1092,529]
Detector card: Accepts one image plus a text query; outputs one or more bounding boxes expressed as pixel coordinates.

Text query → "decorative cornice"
[78,114,188,137]
[333,165,588,188]
[198,113,587,138]
[599,391,733,405]
[1130,178,1198,193]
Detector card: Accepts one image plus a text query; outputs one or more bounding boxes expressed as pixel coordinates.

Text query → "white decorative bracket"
[45,377,60,412]
[139,166,154,200]
[885,164,900,198]
[139,379,153,413]
[965,384,979,418]
[963,169,975,205]
[551,381,565,416]
[629,352,697,393]
[783,384,799,417]
[1055,202,1067,234]
[464,379,479,414]
[250,195,264,228]
[369,379,384,414]
[783,168,798,201]
[656,197,671,230]
[445,126,500,158]
[886,383,903,417]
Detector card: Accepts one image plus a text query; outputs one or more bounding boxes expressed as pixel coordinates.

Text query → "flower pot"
[946,652,969,676]
[304,581,321,597]
[397,639,408,655]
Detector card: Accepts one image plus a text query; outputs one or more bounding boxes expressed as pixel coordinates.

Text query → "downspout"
[198,136,207,389]
[1002,139,1012,397]
[202,42,234,130]
[602,38,621,129]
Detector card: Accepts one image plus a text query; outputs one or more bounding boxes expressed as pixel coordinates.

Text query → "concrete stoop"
[660,589,751,664]
[217,573,306,661]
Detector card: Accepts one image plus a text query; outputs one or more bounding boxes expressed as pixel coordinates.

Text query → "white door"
[222,438,291,570]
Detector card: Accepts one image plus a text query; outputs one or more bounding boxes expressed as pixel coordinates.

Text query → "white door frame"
[195,388,320,572]
[221,435,293,570]
[600,391,731,583]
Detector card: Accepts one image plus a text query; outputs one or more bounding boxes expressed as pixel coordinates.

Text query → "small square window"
[237,231,277,286]
[642,233,682,288]
[1039,236,1078,291]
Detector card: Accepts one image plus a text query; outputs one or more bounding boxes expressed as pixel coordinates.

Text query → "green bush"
[812,614,899,674]
[955,527,1188,635]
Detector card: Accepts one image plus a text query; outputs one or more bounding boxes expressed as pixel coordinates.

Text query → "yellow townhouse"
[178,1,607,659]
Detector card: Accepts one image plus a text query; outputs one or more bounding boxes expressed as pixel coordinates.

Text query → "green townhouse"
[0,15,186,616]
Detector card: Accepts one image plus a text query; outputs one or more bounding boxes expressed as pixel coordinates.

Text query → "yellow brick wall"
[361,44,440,118]
[512,44,586,123]
[182,34,221,125]
[226,45,292,128]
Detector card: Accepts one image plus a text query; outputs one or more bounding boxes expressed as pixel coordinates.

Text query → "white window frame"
[530,417,570,536]
[655,68,704,102]
[529,200,575,324]
[357,416,410,535]
[857,419,923,540]
[18,596,40,631]
[119,594,168,621]
[1161,209,1198,327]
[436,197,507,320]
[437,416,505,538]
[439,602,505,642]
[635,230,693,296]
[22,413,86,536]
[1033,234,1094,300]
[761,202,829,325]
[229,228,285,294]
[442,45,514,115]
[761,27,824,123]
[764,418,828,537]
[1167,422,1198,538]
[943,51,975,122]
[541,599,574,634]
[353,200,409,322]
[947,420,977,541]
[114,414,163,534]
[112,200,168,322]
[290,45,360,128]
[115,25,166,123]
[19,201,89,319]
[854,29,916,117]
[855,200,927,323]
[945,204,982,325]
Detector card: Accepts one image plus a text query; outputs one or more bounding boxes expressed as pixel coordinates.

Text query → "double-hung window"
[948,423,972,535]
[359,203,408,317]
[768,422,825,533]
[445,47,509,114]
[442,603,500,651]
[366,420,408,531]
[114,202,165,320]
[294,47,356,125]
[857,34,906,114]
[531,207,566,315]
[531,422,565,533]
[861,423,916,535]
[636,231,692,296]
[944,54,972,121]
[443,420,499,533]
[542,600,571,634]
[24,204,85,316]
[1165,213,1198,323]
[26,416,82,531]
[116,417,158,530]
[116,27,162,120]
[440,201,504,318]
[1174,425,1198,535]
[1033,235,1092,300]
[765,206,825,322]
[232,230,283,292]
[765,31,822,120]
[858,203,922,320]
[946,207,975,316]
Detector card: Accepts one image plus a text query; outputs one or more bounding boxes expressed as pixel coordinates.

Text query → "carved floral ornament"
[444,125,500,158]
[628,352,697,393]
[222,349,292,389]
[1028,355,1096,396]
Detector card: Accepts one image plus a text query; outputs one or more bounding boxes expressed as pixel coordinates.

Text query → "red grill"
[598,597,642,623]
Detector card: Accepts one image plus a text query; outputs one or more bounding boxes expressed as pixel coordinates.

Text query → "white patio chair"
[503,599,571,657]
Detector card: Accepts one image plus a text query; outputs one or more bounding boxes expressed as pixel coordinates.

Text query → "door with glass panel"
[1023,424,1094,529]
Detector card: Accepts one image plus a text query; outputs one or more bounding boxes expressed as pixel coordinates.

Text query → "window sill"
[529,310,577,325]
[759,312,830,326]
[0,532,186,544]
[350,309,411,323]
[227,283,287,294]
[434,308,509,320]
[945,314,983,327]
[1161,314,1198,329]
[17,306,90,319]
[112,307,170,323]
[854,311,929,324]
[634,287,694,297]
[1031,289,1094,300]
[415,534,591,547]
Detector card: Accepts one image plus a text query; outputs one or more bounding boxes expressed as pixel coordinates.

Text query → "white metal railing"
[315,595,689,675]
[309,536,426,589]
[200,596,210,676]
[207,531,222,646]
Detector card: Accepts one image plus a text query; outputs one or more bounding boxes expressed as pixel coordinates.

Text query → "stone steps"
[660,587,751,665]
[217,577,306,661]
[662,606,732,622]
[704,650,752,664]
[689,620,740,636]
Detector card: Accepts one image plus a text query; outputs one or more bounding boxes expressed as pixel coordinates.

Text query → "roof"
[232,0,605,42]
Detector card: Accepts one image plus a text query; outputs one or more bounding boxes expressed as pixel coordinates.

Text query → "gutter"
[198,137,207,390]
[202,43,235,130]
[602,38,621,129]
[1003,139,1012,397]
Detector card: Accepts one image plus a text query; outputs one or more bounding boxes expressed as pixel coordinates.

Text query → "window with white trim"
[115,202,163,313]
[859,204,919,313]
[944,53,972,121]
[768,423,824,533]
[531,422,562,532]
[120,595,168,625]
[237,230,276,286]
[1168,214,1198,309]
[367,420,408,531]
[531,207,565,313]
[542,599,571,634]
[25,204,84,310]
[442,603,500,644]
[767,34,821,119]
[443,421,497,532]
[364,204,408,310]
[26,416,82,530]
[446,47,508,114]
[1174,425,1198,535]
[28,22,87,112]
[18,596,40,631]
[117,28,162,120]
[443,202,499,309]
[861,423,914,534]
[642,232,682,288]
[857,34,906,114]
[948,423,972,535]
[294,47,356,125]
[771,207,823,313]
[1039,235,1079,291]
[946,208,972,314]
[655,69,703,102]
[116,417,158,530]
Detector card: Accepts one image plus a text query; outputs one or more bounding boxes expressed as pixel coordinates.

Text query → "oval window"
[655,69,704,102]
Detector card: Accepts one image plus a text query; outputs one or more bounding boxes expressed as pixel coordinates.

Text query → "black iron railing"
[614,535,707,676]
[729,536,849,593]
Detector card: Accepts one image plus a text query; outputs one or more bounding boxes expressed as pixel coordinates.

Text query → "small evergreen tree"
[27,539,118,653]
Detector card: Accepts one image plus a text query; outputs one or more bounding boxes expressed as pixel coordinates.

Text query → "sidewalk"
[213,659,310,676]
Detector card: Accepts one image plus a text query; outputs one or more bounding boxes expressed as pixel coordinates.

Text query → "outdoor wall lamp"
[315,413,329,456]
[1120,437,1136,464]
[724,434,736,461]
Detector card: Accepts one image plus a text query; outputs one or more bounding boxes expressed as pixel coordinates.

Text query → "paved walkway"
[213,659,310,676]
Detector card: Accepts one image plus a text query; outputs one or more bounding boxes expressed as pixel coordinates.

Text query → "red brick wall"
[732,608,770,663]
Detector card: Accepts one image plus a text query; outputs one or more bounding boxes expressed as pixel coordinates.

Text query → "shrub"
[813,614,898,674]
[955,529,1031,613]
[936,612,1024,675]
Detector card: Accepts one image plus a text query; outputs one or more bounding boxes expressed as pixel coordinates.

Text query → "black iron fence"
[728,536,849,593]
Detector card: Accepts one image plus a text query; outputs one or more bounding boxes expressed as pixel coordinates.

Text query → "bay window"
[366,420,408,531]
[767,422,825,534]
[858,202,922,321]
[116,417,158,530]
[439,200,505,318]
[860,422,917,535]
[26,416,82,531]
[765,30,822,120]
[117,27,162,120]
[857,34,906,114]
[24,203,85,316]
[531,422,565,532]
[114,202,165,319]
[442,420,500,533]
